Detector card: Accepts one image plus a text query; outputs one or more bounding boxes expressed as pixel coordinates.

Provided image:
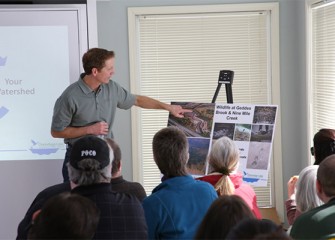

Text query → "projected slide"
[0,26,70,160]
[0,5,87,161]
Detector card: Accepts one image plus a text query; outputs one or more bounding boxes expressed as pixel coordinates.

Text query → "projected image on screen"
[0,6,87,161]
[0,10,90,164]
[0,26,71,160]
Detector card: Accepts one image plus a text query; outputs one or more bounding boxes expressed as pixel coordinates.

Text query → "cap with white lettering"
[70,135,110,170]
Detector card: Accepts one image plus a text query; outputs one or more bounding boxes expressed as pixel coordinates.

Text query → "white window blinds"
[311,1,335,133]
[128,4,280,207]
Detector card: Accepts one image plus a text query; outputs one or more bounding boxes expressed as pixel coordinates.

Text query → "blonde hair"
[208,136,239,195]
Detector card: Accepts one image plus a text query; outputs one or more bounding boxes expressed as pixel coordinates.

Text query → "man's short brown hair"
[82,48,115,75]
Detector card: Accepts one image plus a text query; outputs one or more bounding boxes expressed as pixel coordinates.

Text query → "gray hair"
[68,143,114,185]
[296,165,323,212]
[152,127,189,177]
[208,136,239,195]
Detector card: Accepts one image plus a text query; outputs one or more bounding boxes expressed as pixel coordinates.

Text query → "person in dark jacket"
[68,135,147,239]
[28,192,100,239]
[16,137,147,239]
[16,182,71,240]
[106,138,147,202]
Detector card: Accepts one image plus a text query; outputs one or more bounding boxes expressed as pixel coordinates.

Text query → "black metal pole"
[225,84,233,104]
[211,83,222,103]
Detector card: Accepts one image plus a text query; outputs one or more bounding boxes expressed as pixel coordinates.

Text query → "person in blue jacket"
[142,126,218,239]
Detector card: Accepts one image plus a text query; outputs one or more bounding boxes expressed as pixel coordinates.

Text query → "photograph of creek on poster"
[167,102,277,187]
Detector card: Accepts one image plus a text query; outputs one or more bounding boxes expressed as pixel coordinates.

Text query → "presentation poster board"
[168,102,277,187]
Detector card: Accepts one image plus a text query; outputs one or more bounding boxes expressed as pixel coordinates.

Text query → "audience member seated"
[28,192,99,239]
[16,183,71,239]
[68,135,147,239]
[285,165,323,227]
[251,228,292,240]
[17,137,147,239]
[194,195,255,239]
[290,154,335,239]
[196,136,261,218]
[312,128,335,165]
[226,218,291,240]
[142,127,217,239]
[284,128,335,230]
[105,138,147,202]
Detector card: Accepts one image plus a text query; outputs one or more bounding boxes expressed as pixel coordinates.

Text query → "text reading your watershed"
[1,78,35,95]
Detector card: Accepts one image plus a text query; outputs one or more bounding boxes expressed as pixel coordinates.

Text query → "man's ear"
[92,67,98,76]
[32,209,41,222]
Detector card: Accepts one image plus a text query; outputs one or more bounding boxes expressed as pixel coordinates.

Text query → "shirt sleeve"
[111,81,136,109]
[51,94,74,132]
[285,198,297,225]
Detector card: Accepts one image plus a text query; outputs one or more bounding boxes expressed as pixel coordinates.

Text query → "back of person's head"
[68,135,114,185]
[82,48,115,75]
[251,230,292,240]
[208,136,239,195]
[152,126,188,177]
[296,165,323,213]
[317,154,335,198]
[105,138,122,176]
[313,129,335,165]
[226,218,289,240]
[194,195,255,239]
[28,192,100,239]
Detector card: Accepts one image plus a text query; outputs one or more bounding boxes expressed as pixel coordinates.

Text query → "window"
[128,3,281,208]
[308,0,335,152]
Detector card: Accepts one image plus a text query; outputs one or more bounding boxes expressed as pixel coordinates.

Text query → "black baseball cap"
[70,136,110,170]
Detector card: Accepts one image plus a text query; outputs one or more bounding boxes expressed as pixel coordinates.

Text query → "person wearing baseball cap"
[68,135,112,185]
[68,135,147,239]
[16,135,147,239]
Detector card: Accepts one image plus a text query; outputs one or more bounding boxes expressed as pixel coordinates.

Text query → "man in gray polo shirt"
[51,48,190,181]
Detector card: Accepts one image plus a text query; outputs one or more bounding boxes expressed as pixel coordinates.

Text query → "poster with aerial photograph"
[168,102,215,176]
[187,137,211,175]
[168,102,215,138]
[168,102,277,187]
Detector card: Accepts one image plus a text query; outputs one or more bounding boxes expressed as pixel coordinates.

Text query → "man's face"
[96,57,115,84]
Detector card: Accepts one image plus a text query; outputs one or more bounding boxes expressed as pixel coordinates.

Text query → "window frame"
[306,0,335,164]
[128,2,283,217]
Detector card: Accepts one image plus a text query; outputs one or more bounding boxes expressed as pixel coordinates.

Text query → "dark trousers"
[62,144,72,182]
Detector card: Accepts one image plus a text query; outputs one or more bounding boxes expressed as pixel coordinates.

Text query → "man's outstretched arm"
[134,95,191,118]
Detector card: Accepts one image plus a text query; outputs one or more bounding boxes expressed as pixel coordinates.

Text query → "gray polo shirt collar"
[78,73,101,95]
